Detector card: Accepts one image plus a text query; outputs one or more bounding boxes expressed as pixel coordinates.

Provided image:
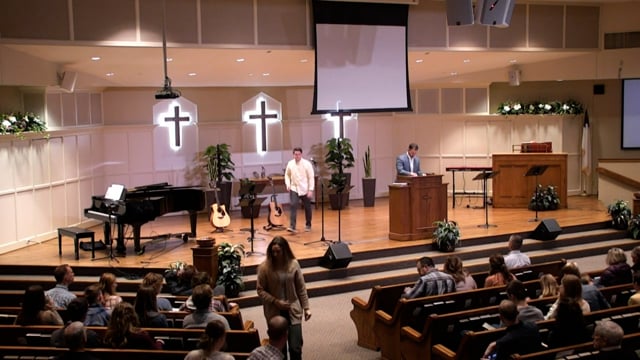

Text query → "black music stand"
[474,170,499,228]
[239,181,267,257]
[525,165,548,222]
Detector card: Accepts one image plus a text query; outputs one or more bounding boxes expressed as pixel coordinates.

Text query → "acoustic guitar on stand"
[210,187,231,231]
[265,176,287,230]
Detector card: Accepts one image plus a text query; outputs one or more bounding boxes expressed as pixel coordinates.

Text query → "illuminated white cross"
[162,105,190,149]
[326,110,352,139]
[246,100,278,153]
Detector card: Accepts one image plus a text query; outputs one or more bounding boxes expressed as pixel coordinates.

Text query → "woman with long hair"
[538,273,559,298]
[256,236,311,360]
[443,255,477,291]
[15,284,63,326]
[134,286,168,328]
[184,319,235,360]
[597,247,632,287]
[104,302,163,349]
[483,254,515,288]
[99,272,122,312]
[545,274,590,320]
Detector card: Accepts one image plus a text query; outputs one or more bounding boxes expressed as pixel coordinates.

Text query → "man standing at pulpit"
[285,147,315,233]
[396,143,422,177]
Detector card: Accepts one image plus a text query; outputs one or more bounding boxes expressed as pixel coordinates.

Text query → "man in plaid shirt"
[402,256,456,299]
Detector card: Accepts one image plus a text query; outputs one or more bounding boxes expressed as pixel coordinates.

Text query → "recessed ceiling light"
[188,72,197,76]
[106,72,114,77]
[236,58,245,62]
[300,59,308,63]
[463,59,471,63]
[509,59,517,64]
[450,72,458,76]
[415,59,424,63]
[248,73,254,77]
[91,56,101,61]
[167,58,173,62]
[262,73,270,76]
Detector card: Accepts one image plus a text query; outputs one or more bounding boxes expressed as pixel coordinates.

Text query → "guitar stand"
[305,180,334,246]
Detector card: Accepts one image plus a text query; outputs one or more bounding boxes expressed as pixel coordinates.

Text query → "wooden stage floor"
[0,195,610,269]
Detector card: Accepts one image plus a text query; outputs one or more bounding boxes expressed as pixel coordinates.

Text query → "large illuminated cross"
[164,105,190,147]
[328,110,352,139]
[247,100,278,152]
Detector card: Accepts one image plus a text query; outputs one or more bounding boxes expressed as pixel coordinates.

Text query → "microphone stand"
[304,178,332,246]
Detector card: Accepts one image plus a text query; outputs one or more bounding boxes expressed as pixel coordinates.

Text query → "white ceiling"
[5,43,594,90]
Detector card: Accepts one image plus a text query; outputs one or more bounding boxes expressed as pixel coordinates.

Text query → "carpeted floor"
[239,253,608,359]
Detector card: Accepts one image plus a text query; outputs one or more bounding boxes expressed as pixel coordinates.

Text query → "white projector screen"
[622,78,640,149]
[312,1,411,114]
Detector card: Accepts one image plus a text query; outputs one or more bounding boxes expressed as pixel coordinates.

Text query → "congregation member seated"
[595,247,633,288]
[443,255,477,291]
[51,298,102,348]
[506,280,544,323]
[538,273,559,299]
[56,321,99,360]
[165,264,198,296]
[179,271,230,313]
[401,256,455,299]
[15,284,63,326]
[546,298,591,348]
[142,272,173,311]
[545,274,590,320]
[248,315,289,360]
[104,302,163,350]
[134,285,168,328]
[183,284,230,330]
[592,319,639,359]
[504,234,531,270]
[631,246,640,275]
[484,254,516,288]
[99,272,122,312]
[561,262,610,311]
[482,300,542,360]
[184,319,235,360]
[83,284,110,326]
[628,272,640,305]
[45,264,77,309]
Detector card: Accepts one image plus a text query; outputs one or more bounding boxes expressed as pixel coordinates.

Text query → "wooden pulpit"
[389,175,447,241]
[192,244,219,285]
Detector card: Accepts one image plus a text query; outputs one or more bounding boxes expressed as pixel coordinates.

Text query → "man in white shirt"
[284,147,314,233]
[504,234,531,269]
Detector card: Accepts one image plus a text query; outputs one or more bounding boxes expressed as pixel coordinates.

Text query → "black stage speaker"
[532,218,562,240]
[321,242,352,269]
[446,0,475,26]
[478,0,515,27]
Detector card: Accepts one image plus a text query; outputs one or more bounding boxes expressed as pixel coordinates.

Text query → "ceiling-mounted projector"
[155,77,181,100]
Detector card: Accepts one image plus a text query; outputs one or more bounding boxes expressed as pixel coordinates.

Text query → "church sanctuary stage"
[0,195,612,269]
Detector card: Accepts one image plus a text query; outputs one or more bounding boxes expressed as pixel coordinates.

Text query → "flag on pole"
[581,110,591,176]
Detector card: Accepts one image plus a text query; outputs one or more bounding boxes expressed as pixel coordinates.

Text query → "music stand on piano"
[92,184,127,263]
[525,165,549,222]
[473,170,499,228]
[239,181,267,257]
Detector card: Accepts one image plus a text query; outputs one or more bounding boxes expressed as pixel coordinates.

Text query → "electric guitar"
[210,187,231,229]
[267,177,287,227]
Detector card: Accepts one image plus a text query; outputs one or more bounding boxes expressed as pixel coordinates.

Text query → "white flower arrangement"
[0,112,47,138]
[497,100,584,116]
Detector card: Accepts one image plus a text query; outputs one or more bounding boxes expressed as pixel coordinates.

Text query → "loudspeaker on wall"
[446,0,475,26]
[60,71,77,93]
[508,69,521,86]
[321,242,352,269]
[531,218,562,240]
[478,0,516,27]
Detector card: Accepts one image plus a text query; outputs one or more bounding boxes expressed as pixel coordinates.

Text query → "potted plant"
[528,184,560,211]
[607,199,632,230]
[216,242,245,298]
[362,145,376,207]
[432,220,460,252]
[628,214,640,240]
[325,137,355,210]
[202,143,236,211]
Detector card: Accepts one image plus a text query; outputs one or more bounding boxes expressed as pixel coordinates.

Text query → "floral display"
[0,112,47,138]
[497,99,584,116]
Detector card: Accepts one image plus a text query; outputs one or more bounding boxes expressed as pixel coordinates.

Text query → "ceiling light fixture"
[155,0,181,100]
[236,58,245,62]
[91,56,101,61]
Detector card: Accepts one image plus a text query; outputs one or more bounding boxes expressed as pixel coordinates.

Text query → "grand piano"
[84,183,205,255]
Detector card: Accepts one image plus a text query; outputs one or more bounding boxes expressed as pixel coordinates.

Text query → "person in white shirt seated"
[504,234,531,270]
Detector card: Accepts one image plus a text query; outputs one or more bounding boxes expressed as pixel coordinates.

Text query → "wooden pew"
[470,259,567,287]
[160,306,254,330]
[0,289,188,308]
[0,345,251,360]
[0,325,262,354]
[430,305,640,360]
[513,332,640,360]
[350,281,412,350]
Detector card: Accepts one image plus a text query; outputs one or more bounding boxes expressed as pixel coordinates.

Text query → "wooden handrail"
[596,167,640,189]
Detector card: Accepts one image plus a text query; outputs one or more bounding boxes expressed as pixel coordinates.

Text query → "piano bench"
[58,227,95,260]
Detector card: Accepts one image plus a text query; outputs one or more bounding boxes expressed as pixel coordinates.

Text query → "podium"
[192,244,219,285]
[389,175,447,241]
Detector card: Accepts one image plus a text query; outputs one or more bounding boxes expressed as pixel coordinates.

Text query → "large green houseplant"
[325,137,355,210]
[202,143,236,211]
[432,220,460,252]
[607,199,632,230]
[362,145,376,207]
[216,242,245,298]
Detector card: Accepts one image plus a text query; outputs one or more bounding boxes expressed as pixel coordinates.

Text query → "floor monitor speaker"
[532,218,562,240]
[446,0,475,26]
[321,242,352,269]
[478,0,515,27]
